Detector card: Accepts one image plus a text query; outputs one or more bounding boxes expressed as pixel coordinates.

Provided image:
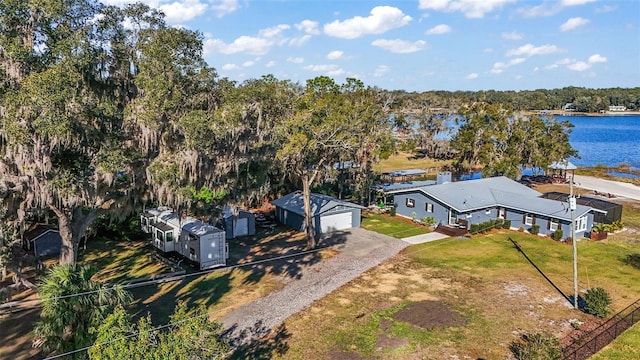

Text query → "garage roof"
[272,191,364,217]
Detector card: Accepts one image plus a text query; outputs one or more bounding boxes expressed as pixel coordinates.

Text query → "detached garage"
[271,191,363,236]
[222,206,256,239]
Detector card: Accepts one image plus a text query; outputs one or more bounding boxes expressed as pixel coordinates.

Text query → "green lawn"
[373,151,452,173]
[591,323,640,360]
[361,212,430,238]
[278,231,640,359]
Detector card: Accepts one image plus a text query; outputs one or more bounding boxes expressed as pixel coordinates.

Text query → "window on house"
[549,219,559,232]
[189,233,198,242]
[406,198,415,208]
[166,232,173,242]
[575,216,587,232]
[156,230,164,241]
[524,214,534,226]
[189,248,196,256]
[426,203,433,213]
[498,208,506,219]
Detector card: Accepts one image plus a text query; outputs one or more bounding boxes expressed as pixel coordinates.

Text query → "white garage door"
[235,217,249,237]
[320,212,353,233]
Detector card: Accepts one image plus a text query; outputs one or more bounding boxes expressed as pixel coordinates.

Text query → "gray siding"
[32,231,62,258]
[394,191,451,226]
[276,207,361,236]
[224,211,256,239]
[394,192,594,239]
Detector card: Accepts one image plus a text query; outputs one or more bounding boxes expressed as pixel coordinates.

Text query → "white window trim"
[575,216,587,232]
[525,214,533,226]
[498,208,506,219]
[549,219,559,232]
[426,203,433,213]
[406,198,415,208]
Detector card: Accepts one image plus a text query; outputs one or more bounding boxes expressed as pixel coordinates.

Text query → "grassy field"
[576,164,640,186]
[277,231,640,359]
[361,212,430,239]
[373,151,452,173]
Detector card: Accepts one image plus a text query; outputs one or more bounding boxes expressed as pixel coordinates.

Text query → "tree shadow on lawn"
[229,226,349,285]
[223,321,291,360]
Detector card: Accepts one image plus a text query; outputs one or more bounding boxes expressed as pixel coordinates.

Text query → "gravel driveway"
[220,227,408,346]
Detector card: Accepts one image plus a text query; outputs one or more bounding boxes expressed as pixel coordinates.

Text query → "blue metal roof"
[272,191,364,216]
[373,180,437,193]
[383,169,427,177]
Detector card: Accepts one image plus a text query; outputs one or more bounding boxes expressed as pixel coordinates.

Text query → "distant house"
[271,192,363,235]
[390,176,602,238]
[608,105,626,112]
[221,206,256,239]
[23,225,61,258]
[563,103,576,111]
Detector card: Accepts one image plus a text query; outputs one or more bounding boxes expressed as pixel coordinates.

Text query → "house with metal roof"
[391,176,601,238]
[271,191,364,235]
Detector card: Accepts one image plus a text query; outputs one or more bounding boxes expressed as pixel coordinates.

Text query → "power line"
[0,245,331,314]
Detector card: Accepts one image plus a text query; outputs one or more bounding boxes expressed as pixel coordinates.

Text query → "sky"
[103,0,640,92]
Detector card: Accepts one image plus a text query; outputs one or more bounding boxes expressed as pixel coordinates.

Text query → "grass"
[591,323,640,360]
[277,231,640,359]
[373,151,452,173]
[361,212,429,239]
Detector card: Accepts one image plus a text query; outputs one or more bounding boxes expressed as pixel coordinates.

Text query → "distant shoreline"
[530,110,640,117]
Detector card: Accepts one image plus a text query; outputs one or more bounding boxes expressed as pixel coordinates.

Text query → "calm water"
[555,115,640,170]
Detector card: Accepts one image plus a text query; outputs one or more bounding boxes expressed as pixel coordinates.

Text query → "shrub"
[518,226,525,232]
[625,253,640,269]
[422,216,436,226]
[584,287,612,318]
[552,229,563,241]
[494,219,504,228]
[389,207,396,217]
[530,224,540,235]
[503,219,511,229]
[470,223,479,234]
[509,332,561,360]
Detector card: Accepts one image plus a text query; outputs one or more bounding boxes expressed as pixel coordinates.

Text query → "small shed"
[24,225,61,258]
[543,192,622,224]
[177,219,227,270]
[271,191,363,236]
[222,206,256,239]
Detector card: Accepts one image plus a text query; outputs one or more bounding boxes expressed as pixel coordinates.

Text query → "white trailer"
[179,219,228,270]
[140,206,173,234]
[151,213,196,253]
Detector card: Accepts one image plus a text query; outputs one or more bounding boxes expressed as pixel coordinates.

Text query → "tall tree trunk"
[302,173,316,249]
[55,211,77,265]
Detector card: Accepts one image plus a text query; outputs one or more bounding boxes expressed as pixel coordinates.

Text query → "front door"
[449,209,457,225]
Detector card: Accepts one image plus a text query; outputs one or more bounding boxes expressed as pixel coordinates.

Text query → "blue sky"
[104,0,639,92]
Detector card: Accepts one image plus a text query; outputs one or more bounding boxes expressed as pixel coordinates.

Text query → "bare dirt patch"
[325,351,367,360]
[376,333,409,350]
[392,300,467,329]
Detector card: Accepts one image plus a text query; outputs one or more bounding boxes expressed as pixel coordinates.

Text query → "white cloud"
[327,50,344,60]
[324,6,412,39]
[426,24,451,35]
[259,24,290,38]
[596,5,617,13]
[289,35,312,47]
[204,24,290,56]
[515,75,523,80]
[560,17,589,31]
[303,64,345,76]
[242,60,255,67]
[419,0,515,19]
[160,0,208,23]
[204,36,273,55]
[466,72,478,80]
[568,61,591,71]
[517,0,595,18]
[373,65,390,77]
[265,61,276,68]
[371,39,427,53]
[484,48,493,53]
[561,0,596,6]
[295,20,321,35]
[506,43,563,57]
[287,57,304,64]
[490,57,526,74]
[221,63,239,70]
[502,31,523,40]
[210,0,239,18]
[588,53,607,63]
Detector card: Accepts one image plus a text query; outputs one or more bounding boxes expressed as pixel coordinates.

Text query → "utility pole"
[570,176,578,309]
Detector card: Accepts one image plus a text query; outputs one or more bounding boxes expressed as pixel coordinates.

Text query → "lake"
[556,115,640,170]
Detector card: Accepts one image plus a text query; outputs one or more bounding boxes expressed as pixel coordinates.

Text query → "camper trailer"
[140,206,173,234]
[178,220,228,270]
[142,208,228,269]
